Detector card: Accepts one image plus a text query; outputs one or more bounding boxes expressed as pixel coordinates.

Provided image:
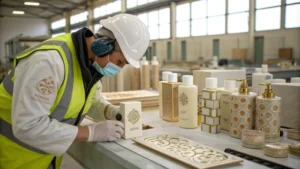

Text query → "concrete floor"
[61,153,84,169]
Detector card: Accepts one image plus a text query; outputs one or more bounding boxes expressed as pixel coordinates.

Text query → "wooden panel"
[232,48,248,60]
[279,48,293,59]
[133,134,243,169]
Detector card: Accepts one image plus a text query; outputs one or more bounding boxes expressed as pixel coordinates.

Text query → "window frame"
[285,0,300,29]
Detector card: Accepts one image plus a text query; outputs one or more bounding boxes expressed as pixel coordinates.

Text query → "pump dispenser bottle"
[255,83,281,143]
[230,79,257,139]
[252,65,273,94]
[162,73,182,122]
[178,75,198,128]
[159,71,172,118]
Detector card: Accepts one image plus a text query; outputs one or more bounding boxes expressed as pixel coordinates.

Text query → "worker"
[0,13,150,169]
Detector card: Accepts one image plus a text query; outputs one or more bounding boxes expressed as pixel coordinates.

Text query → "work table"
[68,109,300,169]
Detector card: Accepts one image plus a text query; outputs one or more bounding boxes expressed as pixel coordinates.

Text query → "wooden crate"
[279,48,293,59]
[232,48,248,60]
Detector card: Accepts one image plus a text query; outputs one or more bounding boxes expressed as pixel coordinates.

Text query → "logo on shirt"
[36,76,55,95]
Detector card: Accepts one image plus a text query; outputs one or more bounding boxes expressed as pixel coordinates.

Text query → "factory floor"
[61,153,83,169]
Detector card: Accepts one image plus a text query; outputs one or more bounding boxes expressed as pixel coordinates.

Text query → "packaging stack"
[102,90,159,110]
[200,78,221,134]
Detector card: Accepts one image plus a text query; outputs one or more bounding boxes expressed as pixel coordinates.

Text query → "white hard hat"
[100,14,150,68]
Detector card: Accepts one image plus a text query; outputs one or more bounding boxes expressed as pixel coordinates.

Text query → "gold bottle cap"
[236,79,250,94]
[259,83,275,98]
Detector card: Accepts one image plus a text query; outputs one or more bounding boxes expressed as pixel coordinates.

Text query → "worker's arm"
[86,81,120,121]
[12,50,78,156]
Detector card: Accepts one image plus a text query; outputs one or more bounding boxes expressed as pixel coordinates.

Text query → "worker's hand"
[87,120,124,142]
[107,105,120,120]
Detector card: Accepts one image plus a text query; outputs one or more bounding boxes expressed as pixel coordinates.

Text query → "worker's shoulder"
[27,50,63,65]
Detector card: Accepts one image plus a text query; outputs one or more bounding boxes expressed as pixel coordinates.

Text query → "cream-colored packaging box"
[120,101,143,139]
[201,116,220,126]
[272,83,300,129]
[201,124,221,134]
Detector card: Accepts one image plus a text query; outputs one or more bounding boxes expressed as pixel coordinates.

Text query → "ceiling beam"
[59,0,80,5]
[0,5,47,18]
[0,14,43,19]
[0,4,61,11]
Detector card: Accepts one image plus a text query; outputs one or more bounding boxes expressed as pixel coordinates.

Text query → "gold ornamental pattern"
[255,97,281,142]
[180,92,188,106]
[128,108,140,125]
[230,95,256,139]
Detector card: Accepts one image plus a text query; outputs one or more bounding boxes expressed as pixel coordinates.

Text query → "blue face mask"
[92,56,122,77]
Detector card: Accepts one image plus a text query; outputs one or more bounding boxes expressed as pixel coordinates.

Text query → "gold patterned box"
[120,101,142,139]
[201,124,221,134]
[201,115,220,125]
[230,94,256,139]
[201,107,221,117]
[204,100,220,109]
[202,89,219,100]
[162,82,182,122]
[255,96,281,143]
[198,95,202,125]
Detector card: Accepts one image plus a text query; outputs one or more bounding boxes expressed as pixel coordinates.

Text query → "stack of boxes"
[200,78,221,134]
[193,70,246,127]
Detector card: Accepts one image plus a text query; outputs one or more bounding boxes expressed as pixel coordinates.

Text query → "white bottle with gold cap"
[159,71,172,118]
[230,79,257,139]
[178,75,198,128]
[255,83,281,143]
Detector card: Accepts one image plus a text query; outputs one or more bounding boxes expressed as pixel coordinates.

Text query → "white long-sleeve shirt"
[12,50,110,156]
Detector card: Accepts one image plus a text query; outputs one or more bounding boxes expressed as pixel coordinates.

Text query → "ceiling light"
[13,11,25,15]
[24,2,40,6]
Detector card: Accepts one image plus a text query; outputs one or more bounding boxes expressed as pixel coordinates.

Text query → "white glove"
[107,105,121,120]
[87,120,124,142]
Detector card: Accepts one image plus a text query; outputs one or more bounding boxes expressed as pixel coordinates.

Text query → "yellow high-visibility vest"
[0,34,98,169]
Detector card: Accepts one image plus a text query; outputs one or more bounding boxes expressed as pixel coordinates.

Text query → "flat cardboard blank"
[133,134,243,169]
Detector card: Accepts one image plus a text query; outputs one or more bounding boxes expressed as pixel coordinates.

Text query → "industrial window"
[177,0,226,37]
[51,32,64,38]
[176,3,190,37]
[94,0,121,18]
[94,24,102,32]
[255,0,281,31]
[207,0,225,35]
[286,0,300,3]
[285,0,300,28]
[51,19,65,30]
[256,0,281,9]
[256,7,281,31]
[137,8,170,40]
[228,0,249,33]
[70,12,88,25]
[191,0,206,36]
[127,0,158,9]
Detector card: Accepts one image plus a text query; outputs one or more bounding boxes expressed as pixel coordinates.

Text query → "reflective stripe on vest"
[0,40,77,154]
[0,118,47,154]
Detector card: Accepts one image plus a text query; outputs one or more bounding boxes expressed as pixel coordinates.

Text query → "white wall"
[151,28,300,63]
[0,17,49,60]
